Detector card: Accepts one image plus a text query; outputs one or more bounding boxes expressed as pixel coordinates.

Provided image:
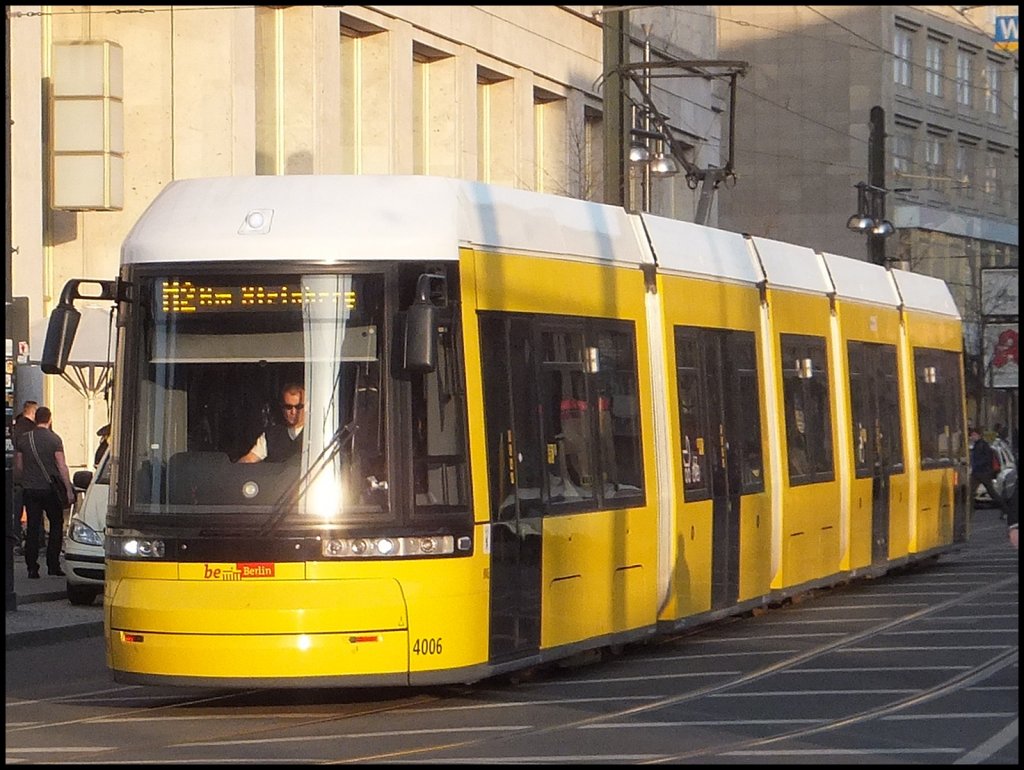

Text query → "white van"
[65,451,109,605]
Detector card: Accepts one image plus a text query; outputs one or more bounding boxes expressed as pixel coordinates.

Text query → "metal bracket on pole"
[611,59,747,225]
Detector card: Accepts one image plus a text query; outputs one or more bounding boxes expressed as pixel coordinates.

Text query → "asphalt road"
[6,510,1017,764]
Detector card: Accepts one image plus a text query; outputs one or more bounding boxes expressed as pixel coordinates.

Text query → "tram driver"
[238,383,306,463]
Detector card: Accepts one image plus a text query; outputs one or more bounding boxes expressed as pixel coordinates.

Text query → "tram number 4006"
[412,637,443,656]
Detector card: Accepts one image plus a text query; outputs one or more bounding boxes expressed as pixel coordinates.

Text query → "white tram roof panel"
[821,252,901,308]
[889,267,961,318]
[122,175,644,267]
[459,182,644,265]
[749,235,832,295]
[639,213,762,285]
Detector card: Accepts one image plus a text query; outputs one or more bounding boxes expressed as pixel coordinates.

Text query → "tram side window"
[410,310,470,515]
[879,346,904,470]
[728,331,765,493]
[781,334,834,486]
[479,312,645,518]
[914,348,965,467]
[675,331,710,500]
[674,327,764,501]
[848,341,904,478]
[848,343,870,474]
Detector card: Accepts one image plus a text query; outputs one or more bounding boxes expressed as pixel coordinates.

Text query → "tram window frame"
[408,302,472,519]
[913,347,965,468]
[675,331,710,501]
[478,311,645,518]
[674,326,765,502]
[780,333,835,486]
[728,331,766,494]
[847,341,904,479]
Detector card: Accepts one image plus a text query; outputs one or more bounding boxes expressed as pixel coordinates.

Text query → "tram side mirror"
[41,278,120,375]
[41,303,81,375]
[402,272,445,374]
[403,300,437,374]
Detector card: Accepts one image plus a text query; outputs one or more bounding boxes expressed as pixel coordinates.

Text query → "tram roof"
[121,175,645,267]
[748,235,833,295]
[638,213,762,285]
[889,267,961,318]
[821,252,901,308]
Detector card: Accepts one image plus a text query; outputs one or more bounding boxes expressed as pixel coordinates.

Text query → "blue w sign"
[994,16,1018,51]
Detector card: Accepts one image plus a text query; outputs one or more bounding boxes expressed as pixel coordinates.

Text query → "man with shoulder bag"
[13,406,74,578]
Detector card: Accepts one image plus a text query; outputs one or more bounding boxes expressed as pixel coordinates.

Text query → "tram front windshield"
[127,272,388,527]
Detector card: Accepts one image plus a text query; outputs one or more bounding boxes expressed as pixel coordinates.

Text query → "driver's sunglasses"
[281,403,305,411]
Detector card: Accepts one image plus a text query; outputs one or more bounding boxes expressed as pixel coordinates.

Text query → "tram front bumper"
[106,573,410,681]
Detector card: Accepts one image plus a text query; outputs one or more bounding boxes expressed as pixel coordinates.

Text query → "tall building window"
[1014,69,1019,121]
[892,132,914,175]
[956,49,973,107]
[925,39,944,97]
[955,141,976,199]
[894,28,913,87]
[534,89,567,194]
[477,69,515,186]
[413,45,457,177]
[340,22,390,175]
[983,150,1001,205]
[582,106,603,202]
[925,135,944,190]
[984,59,1001,115]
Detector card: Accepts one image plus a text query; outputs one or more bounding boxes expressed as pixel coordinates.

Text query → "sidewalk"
[4,560,104,651]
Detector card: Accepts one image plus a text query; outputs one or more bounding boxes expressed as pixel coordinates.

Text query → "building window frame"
[894,27,913,87]
[956,48,973,107]
[925,39,944,97]
[984,58,1001,115]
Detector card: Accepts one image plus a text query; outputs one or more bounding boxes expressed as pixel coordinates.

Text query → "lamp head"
[649,151,679,177]
[870,220,895,237]
[629,143,650,163]
[846,214,873,232]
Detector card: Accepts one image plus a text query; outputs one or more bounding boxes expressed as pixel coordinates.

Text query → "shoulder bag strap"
[26,431,53,478]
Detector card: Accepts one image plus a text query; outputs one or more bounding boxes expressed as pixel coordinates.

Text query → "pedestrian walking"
[969,427,1009,520]
[11,400,38,554]
[13,406,74,578]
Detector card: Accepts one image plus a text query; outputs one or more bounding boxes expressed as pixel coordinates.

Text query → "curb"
[16,590,68,605]
[5,620,105,651]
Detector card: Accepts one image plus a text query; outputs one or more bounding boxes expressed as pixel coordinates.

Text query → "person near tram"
[969,427,1010,520]
[13,406,74,578]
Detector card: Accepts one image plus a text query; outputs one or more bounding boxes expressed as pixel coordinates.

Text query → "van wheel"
[67,584,100,606]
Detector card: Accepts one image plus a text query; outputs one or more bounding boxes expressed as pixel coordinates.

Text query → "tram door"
[849,342,903,565]
[479,316,542,663]
[677,328,756,611]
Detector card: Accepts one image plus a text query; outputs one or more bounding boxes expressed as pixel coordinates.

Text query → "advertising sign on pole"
[984,323,1019,389]
[980,268,1019,317]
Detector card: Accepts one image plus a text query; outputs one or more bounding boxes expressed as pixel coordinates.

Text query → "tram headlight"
[350,538,369,555]
[323,538,348,557]
[106,535,167,560]
[320,534,460,559]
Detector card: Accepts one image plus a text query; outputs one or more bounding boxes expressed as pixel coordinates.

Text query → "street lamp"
[648,140,679,177]
[846,181,895,264]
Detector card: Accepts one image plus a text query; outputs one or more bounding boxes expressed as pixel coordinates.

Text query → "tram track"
[6,566,1015,764]
[335,571,1018,763]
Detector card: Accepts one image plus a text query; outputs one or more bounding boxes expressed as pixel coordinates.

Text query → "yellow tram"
[41,175,969,687]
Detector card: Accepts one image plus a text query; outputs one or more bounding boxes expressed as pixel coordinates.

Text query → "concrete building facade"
[7,5,724,468]
[716,5,1018,433]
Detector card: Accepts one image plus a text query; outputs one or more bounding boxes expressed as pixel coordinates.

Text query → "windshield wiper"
[259,418,359,535]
